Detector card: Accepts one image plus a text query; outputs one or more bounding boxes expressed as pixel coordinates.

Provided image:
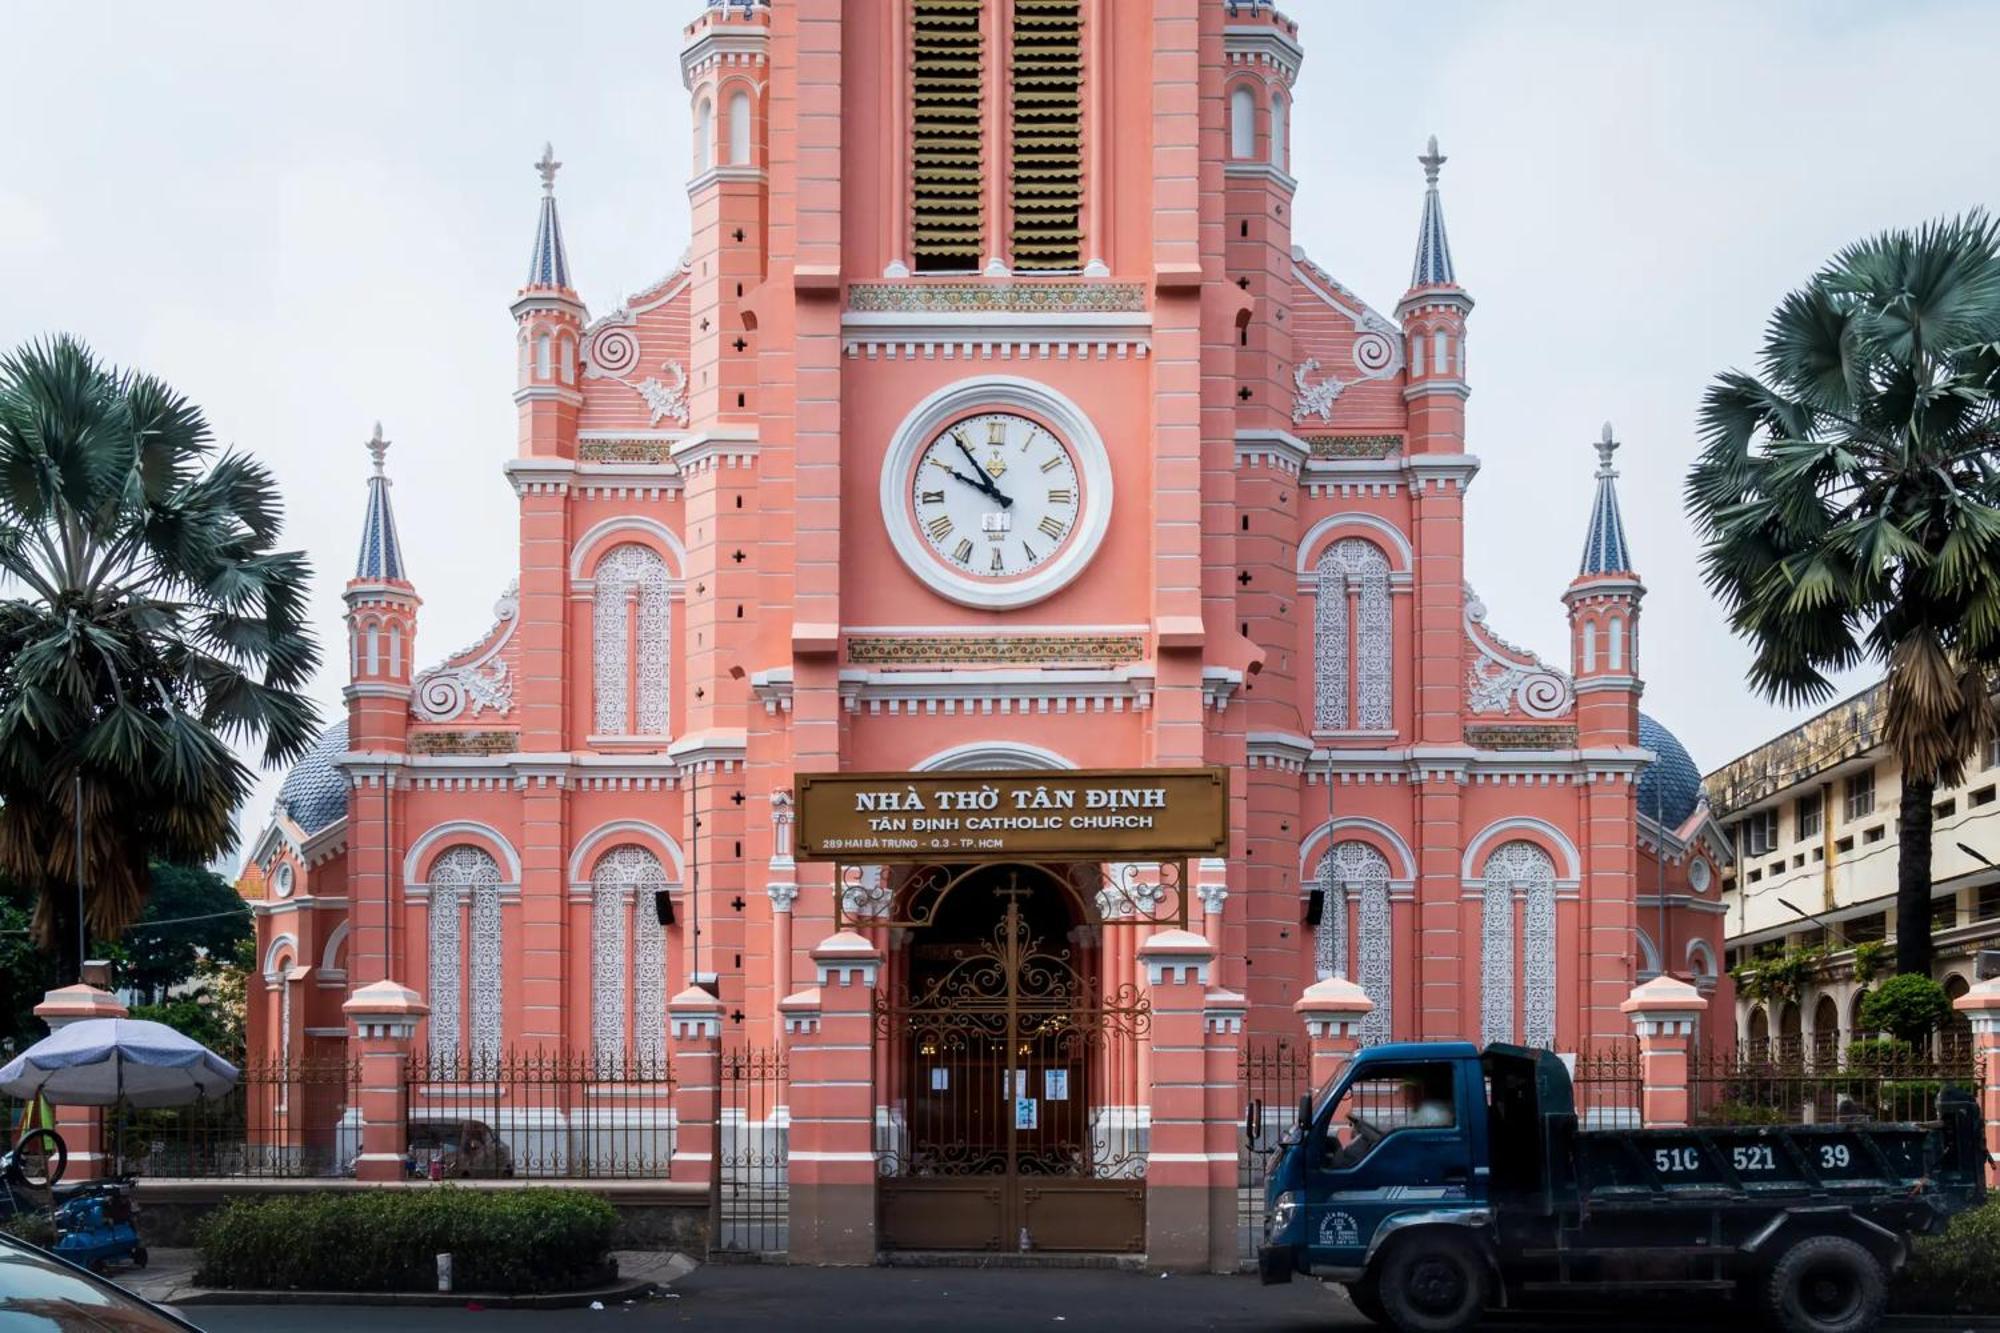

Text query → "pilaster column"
[1953,978,2000,1185]
[1622,975,1707,1128]
[668,986,723,1185]
[768,881,798,1041]
[342,979,428,1183]
[787,931,880,1265]
[32,981,128,1182]
[1201,988,1248,1274]
[1294,975,1372,1096]
[1139,929,1220,1272]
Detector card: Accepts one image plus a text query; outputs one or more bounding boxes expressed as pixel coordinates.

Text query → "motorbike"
[0,1125,66,1218]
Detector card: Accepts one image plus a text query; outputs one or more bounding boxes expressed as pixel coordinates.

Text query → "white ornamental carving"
[1523,875,1557,1049]
[581,309,690,428]
[1313,842,1392,1044]
[427,845,502,1061]
[592,545,671,736]
[1315,539,1393,732]
[635,890,667,1064]
[470,882,503,1070]
[634,362,690,428]
[1096,863,1166,921]
[413,583,520,722]
[1357,874,1392,1046]
[1292,358,1344,423]
[1463,586,1574,719]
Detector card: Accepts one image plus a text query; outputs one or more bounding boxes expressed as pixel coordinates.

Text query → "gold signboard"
[794,768,1228,862]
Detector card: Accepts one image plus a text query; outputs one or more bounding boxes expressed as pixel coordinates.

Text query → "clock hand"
[936,463,1000,496]
[951,432,1014,508]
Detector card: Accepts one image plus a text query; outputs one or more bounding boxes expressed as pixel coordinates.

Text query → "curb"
[168,1275,660,1310]
[1886,1318,2000,1330]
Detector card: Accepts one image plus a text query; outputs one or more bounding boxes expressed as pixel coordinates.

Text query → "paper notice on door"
[929,1067,949,1092]
[1015,1097,1039,1130]
[1044,1069,1069,1101]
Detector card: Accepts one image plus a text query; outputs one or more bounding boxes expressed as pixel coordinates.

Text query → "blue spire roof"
[354,422,406,582]
[1408,135,1457,290]
[525,143,571,290]
[1578,422,1633,576]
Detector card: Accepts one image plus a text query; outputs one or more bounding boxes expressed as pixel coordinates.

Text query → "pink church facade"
[245,0,1732,1183]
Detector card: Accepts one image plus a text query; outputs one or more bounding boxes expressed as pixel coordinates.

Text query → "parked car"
[406,1117,514,1179]
[0,1230,200,1330]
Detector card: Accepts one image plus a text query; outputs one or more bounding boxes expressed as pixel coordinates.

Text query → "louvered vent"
[912,0,984,272]
[1009,0,1082,271]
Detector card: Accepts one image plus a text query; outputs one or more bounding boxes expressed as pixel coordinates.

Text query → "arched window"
[1431,330,1449,375]
[559,335,575,385]
[1480,840,1556,1048]
[1229,85,1255,159]
[536,332,552,379]
[1269,91,1287,169]
[388,624,402,678]
[727,90,752,165]
[1314,538,1392,732]
[592,544,671,737]
[1312,841,1392,1045]
[592,845,672,1070]
[1748,1005,1770,1053]
[1608,616,1625,671]
[696,97,714,172]
[427,845,503,1065]
[1581,621,1597,673]
[363,620,380,676]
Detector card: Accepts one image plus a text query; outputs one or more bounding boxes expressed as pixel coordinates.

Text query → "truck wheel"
[1376,1236,1486,1332]
[1344,1278,1387,1325]
[1763,1235,1885,1333]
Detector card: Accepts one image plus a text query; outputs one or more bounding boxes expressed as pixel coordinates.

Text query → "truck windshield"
[1319,1062,1458,1168]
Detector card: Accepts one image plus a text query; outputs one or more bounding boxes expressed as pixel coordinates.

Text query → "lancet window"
[426,845,504,1064]
[1312,840,1393,1045]
[1313,538,1393,733]
[592,544,671,738]
[1479,840,1557,1049]
[591,845,672,1071]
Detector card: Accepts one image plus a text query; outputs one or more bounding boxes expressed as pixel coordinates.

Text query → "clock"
[881,378,1113,609]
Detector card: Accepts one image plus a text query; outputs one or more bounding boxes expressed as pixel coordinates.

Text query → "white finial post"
[1419,134,1447,187]
[366,422,390,475]
[535,142,562,194]
[1595,421,1619,478]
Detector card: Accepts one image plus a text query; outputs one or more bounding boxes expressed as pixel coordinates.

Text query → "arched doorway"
[1747,1006,1770,1056]
[876,862,1149,1253]
[1943,974,1973,1063]
[1778,1001,1803,1061]
[1812,994,1840,1064]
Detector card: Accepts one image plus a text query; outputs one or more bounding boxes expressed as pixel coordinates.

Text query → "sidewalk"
[122,1249,695,1309]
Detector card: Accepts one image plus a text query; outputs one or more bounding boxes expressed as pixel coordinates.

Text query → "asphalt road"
[177,1265,1840,1332]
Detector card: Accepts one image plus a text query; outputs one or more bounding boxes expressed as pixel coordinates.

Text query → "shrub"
[1860,974,1953,1044]
[1844,1036,1914,1071]
[1903,1195,2000,1313]
[195,1187,617,1294]
[0,1211,56,1248]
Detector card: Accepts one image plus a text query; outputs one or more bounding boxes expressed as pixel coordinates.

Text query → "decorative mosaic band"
[580,439,674,464]
[846,281,1147,315]
[1304,433,1404,460]
[1464,724,1578,751]
[846,634,1146,667]
[409,730,520,757]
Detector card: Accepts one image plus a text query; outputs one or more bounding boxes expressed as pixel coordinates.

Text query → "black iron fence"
[1569,1041,1643,1129]
[1691,1040,1982,1126]
[712,1044,789,1258]
[1237,1039,1310,1266]
[107,1058,359,1179]
[403,1048,674,1180]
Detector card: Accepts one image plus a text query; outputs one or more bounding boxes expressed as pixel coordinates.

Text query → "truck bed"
[1566,1120,1946,1207]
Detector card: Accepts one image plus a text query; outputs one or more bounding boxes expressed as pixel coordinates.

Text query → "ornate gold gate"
[875,885,1151,1253]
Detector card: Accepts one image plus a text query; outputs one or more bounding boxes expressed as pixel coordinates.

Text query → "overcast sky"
[5,1,1997,866]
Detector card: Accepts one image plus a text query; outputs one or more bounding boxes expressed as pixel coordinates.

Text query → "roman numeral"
[1047,488,1073,505]
[990,547,1004,572]
[1021,541,1037,564]
[1040,455,1065,473]
[987,419,1006,445]
[919,489,945,505]
[1038,516,1067,541]
[952,538,974,564]
[926,515,954,541]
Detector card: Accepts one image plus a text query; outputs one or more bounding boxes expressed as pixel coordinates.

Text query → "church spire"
[1408,135,1457,290]
[1578,422,1634,576]
[525,142,572,291]
[354,422,406,583]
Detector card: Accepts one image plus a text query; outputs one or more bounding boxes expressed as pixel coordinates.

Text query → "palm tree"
[1687,211,2000,980]
[0,336,320,980]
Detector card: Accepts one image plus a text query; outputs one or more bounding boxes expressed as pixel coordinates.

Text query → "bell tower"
[1566,422,1645,748]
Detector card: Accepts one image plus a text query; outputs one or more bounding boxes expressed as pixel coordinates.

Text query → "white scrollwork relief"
[1095,863,1166,922]
[1315,539,1393,732]
[413,583,520,722]
[634,362,690,428]
[1463,584,1574,720]
[592,546,671,736]
[581,309,690,427]
[1292,358,1344,424]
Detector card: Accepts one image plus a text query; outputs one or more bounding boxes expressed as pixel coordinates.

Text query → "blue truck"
[1259,1041,1987,1333]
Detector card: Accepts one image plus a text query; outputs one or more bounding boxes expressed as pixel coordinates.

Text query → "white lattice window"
[592,845,672,1069]
[1312,841,1393,1046]
[427,845,502,1061]
[592,544,671,737]
[1480,841,1556,1048]
[1314,539,1393,732]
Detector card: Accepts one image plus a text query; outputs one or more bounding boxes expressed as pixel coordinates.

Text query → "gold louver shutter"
[1009,0,1082,272]
[912,0,984,272]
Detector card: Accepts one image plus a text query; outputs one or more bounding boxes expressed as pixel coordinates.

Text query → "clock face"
[908,412,1081,581]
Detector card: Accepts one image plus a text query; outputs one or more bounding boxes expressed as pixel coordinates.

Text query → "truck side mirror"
[1298,1092,1313,1135]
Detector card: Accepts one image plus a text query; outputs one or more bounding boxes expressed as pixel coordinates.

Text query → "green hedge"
[1901,1195,2000,1314]
[195,1187,617,1294]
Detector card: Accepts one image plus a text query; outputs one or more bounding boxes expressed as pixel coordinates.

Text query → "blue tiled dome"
[276,720,349,835]
[1636,713,1703,828]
